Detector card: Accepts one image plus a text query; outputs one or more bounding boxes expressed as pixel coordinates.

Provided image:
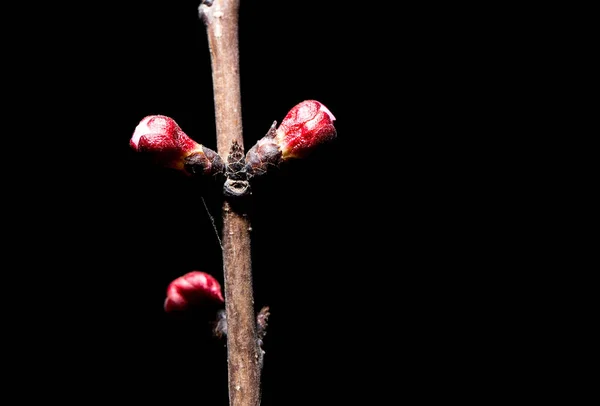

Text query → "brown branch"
[199,1,262,406]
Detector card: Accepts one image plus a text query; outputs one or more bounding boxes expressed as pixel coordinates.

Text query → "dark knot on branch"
[223,140,251,197]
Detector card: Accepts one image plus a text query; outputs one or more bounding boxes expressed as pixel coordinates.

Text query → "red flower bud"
[164,271,224,313]
[276,100,337,159]
[245,100,337,176]
[130,115,224,177]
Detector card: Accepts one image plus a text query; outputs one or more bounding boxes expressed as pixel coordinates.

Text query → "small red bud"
[245,100,337,176]
[130,115,224,176]
[276,100,337,159]
[164,271,224,313]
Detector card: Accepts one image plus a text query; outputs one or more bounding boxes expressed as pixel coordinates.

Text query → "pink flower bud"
[164,271,224,313]
[130,115,224,176]
[276,100,337,159]
[245,100,337,176]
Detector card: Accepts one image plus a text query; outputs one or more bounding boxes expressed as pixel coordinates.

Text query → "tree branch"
[199,1,262,405]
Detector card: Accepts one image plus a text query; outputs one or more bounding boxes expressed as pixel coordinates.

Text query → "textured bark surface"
[221,203,259,406]
[200,1,261,405]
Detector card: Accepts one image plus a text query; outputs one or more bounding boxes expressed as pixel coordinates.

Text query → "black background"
[12,1,529,404]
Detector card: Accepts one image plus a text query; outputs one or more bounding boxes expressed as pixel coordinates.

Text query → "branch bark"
[199,1,262,405]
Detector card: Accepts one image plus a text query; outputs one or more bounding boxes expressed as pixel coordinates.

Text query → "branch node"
[198,0,214,24]
[213,308,228,338]
[224,140,251,197]
[256,306,270,371]
[257,306,270,340]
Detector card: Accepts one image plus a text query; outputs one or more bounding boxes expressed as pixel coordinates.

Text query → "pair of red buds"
[129,100,337,179]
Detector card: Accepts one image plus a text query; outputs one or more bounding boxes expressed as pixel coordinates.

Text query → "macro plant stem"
[199,1,262,406]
